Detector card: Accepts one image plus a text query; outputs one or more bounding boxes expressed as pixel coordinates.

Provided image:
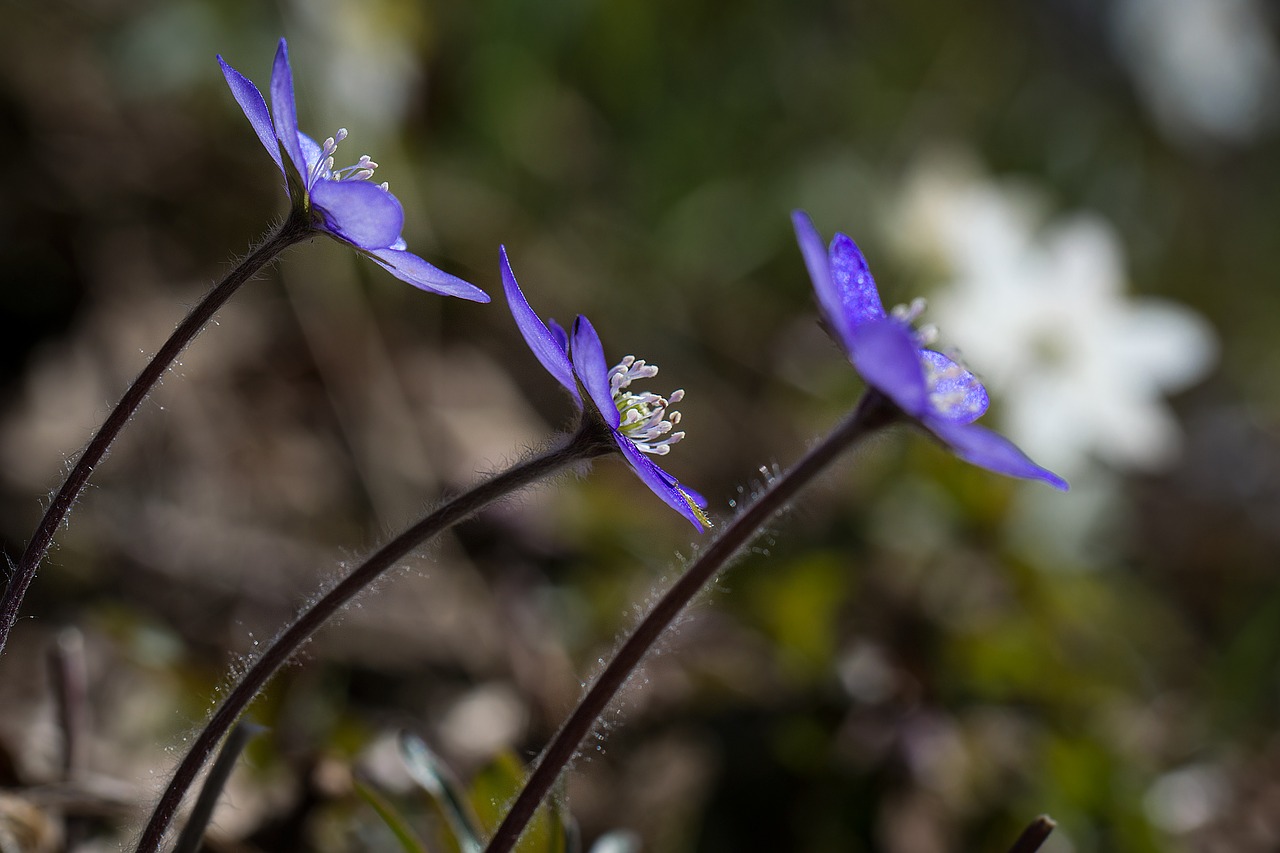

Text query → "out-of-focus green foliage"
[469,752,567,853]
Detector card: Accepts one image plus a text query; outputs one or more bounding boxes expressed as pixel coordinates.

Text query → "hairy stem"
[485,391,899,853]
[134,421,614,853]
[0,215,312,656]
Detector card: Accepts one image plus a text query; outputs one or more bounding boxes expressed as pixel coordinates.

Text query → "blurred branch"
[172,722,263,853]
[47,628,89,781]
[1005,815,1056,853]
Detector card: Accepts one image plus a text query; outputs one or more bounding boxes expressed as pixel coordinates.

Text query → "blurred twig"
[46,628,88,781]
[398,731,482,853]
[1005,815,1056,853]
[172,722,263,853]
[354,776,431,853]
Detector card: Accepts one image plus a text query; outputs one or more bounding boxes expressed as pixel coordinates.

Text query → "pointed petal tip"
[925,419,1070,492]
[615,437,711,530]
[1045,472,1070,492]
[680,490,713,531]
[570,315,621,428]
[791,208,816,233]
[499,249,580,403]
[218,52,284,174]
[498,245,516,286]
[369,247,489,301]
[269,37,306,179]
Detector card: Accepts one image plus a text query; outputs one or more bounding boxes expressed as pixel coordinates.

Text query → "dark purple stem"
[134,420,615,853]
[172,722,263,853]
[0,215,312,657]
[484,391,899,853]
[1005,815,1056,853]
[48,627,89,780]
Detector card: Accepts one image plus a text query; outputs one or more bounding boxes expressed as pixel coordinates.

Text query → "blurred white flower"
[289,0,427,135]
[896,156,1217,481]
[1112,0,1280,146]
[1143,763,1230,833]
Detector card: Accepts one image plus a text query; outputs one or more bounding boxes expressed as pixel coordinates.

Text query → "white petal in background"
[899,157,1217,480]
[1111,0,1280,147]
[894,155,1218,564]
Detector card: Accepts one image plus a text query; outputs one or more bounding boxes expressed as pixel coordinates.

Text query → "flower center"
[890,296,939,348]
[309,128,389,191]
[609,356,686,455]
[892,298,987,421]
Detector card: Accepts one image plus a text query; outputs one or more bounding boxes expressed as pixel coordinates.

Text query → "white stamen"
[306,127,386,190]
[890,296,928,324]
[609,357,688,455]
[915,323,939,346]
[885,293,985,420]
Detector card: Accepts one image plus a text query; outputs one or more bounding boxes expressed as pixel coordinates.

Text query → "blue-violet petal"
[926,419,1070,491]
[919,350,989,424]
[615,435,709,529]
[847,318,929,416]
[569,315,622,430]
[546,319,570,355]
[310,180,405,250]
[828,233,887,326]
[500,248,580,404]
[791,211,855,348]
[268,39,307,180]
[218,56,282,173]
[297,132,325,181]
[372,248,489,302]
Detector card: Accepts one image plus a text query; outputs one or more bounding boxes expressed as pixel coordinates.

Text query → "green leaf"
[354,777,430,853]
[399,731,484,853]
[468,751,569,853]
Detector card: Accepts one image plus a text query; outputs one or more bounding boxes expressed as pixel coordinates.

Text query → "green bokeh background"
[1,1,1277,851]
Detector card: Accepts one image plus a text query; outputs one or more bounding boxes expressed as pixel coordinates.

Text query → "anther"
[890,296,929,324]
[609,356,689,455]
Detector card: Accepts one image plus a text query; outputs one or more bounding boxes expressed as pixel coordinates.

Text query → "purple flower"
[500,248,711,529]
[218,39,487,302]
[792,211,1068,491]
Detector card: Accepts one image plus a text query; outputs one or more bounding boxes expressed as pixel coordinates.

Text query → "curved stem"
[0,215,313,657]
[484,392,899,853]
[134,421,614,853]
[172,722,262,853]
